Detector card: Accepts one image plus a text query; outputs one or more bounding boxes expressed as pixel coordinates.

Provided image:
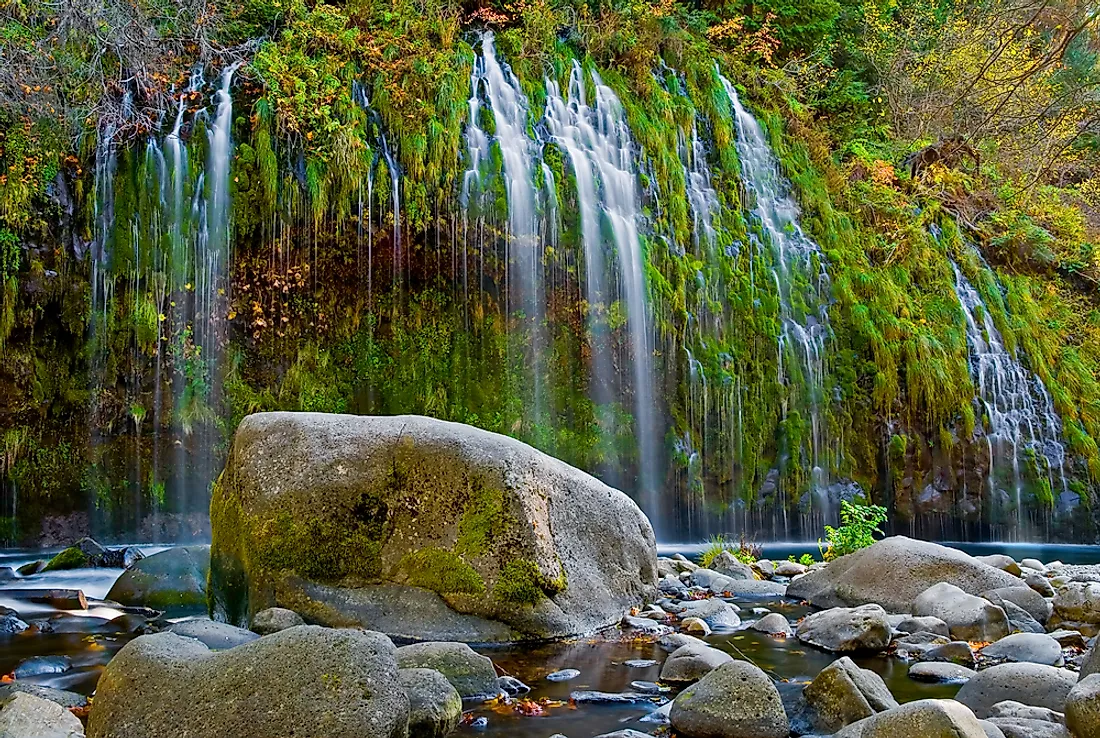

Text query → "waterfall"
[719,71,832,524]
[950,257,1068,534]
[684,125,719,256]
[543,63,660,528]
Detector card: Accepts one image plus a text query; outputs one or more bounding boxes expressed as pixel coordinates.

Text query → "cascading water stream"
[719,71,832,528]
[950,257,1068,535]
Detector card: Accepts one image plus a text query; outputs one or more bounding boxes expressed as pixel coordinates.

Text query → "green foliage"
[493,559,555,606]
[822,500,888,560]
[42,545,87,571]
[400,548,485,595]
[698,533,760,567]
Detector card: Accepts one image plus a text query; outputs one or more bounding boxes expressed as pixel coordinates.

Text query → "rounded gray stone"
[908,662,976,683]
[106,545,209,612]
[860,699,988,738]
[250,607,305,635]
[1065,673,1100,738]
[659,644,734,683]
[750,612,792,637]
[896,616,950,637]
[801,656,898,733]
[981,587,1052,625]
[980,633,1063,666]
[399,668,462,738]
[954,662,1079,718]
[0,692,84,738]
[914,583,1009,642]
[796,604,891,653]
[395,641,499,699]
[167,618,259,649]
[670,660,788,738]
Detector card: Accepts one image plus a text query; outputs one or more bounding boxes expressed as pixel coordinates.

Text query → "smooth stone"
[659,575,689,596]
[105,545,209,611]
[1021,559,1047,573]
[400,668,462,738]
[775,561,808,578]
[624,659,657,668]
[678,598,741,629]
[0,692,84,738]
[914,582,1009,642]
[1048,629,1088,649]
[658,633,705,653]
[669,660,788,738]
[860,699,988,738]
[569,691,655,704]
[622,616,671,634]
[546,669,580,682]
[924,641,977,667]
[0,684,87,709]
[1081,639,1100,679]
[17,561,45,576]
[892,631,951,660]
[1065,673,1100,738]
[395,642,498,700]
[0,614,29,634]
[981,633,1063,666]
[985,718,1070,738]
[690,569,736,592]
[630,681,665,694]
[954,662,1079,718]
[796,604,891,653]
[757,560,776,578]
[167,618,260,650]
[979,719,1008,738]
[986,700,1064,724]
[496,676,529,696]
[1024,571,1055,597]
[682,617,712,636]
[750,612,792,637]
[787,537,1022,612]
[909,662,976,683]
[13,656,72,679]
[725,579,788,597]
[250,607,305,635]
[981,586,1052,625]
[895,616,950,637]
[87,626,407,738]
[710,552,756,580]
[1002,600,1046,634]
[659,644,734,683]
[975,556,1022,577]
[801,656,898,733]
[1052,582,1100,630]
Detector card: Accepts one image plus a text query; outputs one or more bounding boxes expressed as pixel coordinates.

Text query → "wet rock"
[682,617,712,636]
[1024,571,1055,598]
[396,642,498,699]
[987,701,1064,724]
[0,684,87,710]
[710,552,755,580]
[0,692,84,738]
[630,681,665,694]
[1065,673,1100,738]
[497,676,529,696]
[658,633,705,653]
[914,583,1009,642]
[750,612,792,637]
[756,560,776,578]
[909,662,976,683]
[799,656,897,733]
[659,575,688,596]
[796,604,891,653]
[622,616,671,634]
[954,662,1079,718]
[658,559,679,579]
[1052,582,1100,634]
[775,561,808,578]
[690,569,735,592]
[975,555,1022,577]
[855,699,989,738]
[725,579,788,597]
[981,633,1063,667]
[104,614,153,635]
[659,644,733,683]
[1081,639,1100,679]
[592,730,653,738]
[208,413,657,643]
[0,614,28,634]
[624,659,657,668]
[546,669,580,682]
[17,561,45,576]
[1047,629,1088,649]
[924,641,977,667]
[787,537,1021,612]
[250,607,305,635]
[985,719,1069,738]
[569,691,656,704]
[981,586,1052,625]
[106,545,209,611]
[895,616,950,637]
[13,656,72,679]
[670,660,788,738]
[87,626,408,738]
[1001,600,1045,634]
[167,618,259,650]
[678,598,741,629]
[400,668,462,738]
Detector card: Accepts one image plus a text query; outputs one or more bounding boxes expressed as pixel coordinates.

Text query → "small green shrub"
[821,500,888,561]
[699,533,761,567]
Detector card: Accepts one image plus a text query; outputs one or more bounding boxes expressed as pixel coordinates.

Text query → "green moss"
[42,545,87,572]
[252,508,384,582]
[493,559,559,606]
[456,484,507,556]
[399,547,485,595]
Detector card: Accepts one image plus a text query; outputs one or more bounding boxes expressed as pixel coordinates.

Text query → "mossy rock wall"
[209,411,658,642]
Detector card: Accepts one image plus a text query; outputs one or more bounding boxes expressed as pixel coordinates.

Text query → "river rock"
[87,626,409,738]
[987,700,1065,724]
[679,598,741,629]
[986,719,1070,738]
[981,586,1052,625]
[980,633,1063,666]
[1021,559,1047,572]
[659,575,689,596]
[13,656,72,679]
[395,642,498,699]
[400,668,462,738]
[796,604,891,653]
[856,699,989,738]
[682,617,712,636]
[0,692,84,738]
[659,644,733,683]
[1065,673,1100,738]
[775,561,808,578]
[659,632,706,652]
[1081,640,1100,679]
[954,662,1079,718]
[914,583,1009,642]
[250,607,305,635]
[106,545,210,611]
[726,579,788,597]
[1052,582,1100,634]
[1002,600,1045,634]
[1024,571,1055,597]
[787,537,1020,612]
[757,559,776,578]
[710,552,755,580]
[691,568,735,592]
[0,684,87,710]
[208,413,657,642]
[750,612,792,637]
[167,618,259,649]
[0,614,28,634]
[799,656,898,733]
[975,555,1022,577]
[908,662,976,683]
[896,616,950,637]
[670,660,788,738]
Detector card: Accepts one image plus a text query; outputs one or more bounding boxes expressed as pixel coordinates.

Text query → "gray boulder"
[986,718,1070,738]
[800,656,898,733]
[775,561,808,577]
[208,413,657,643]
[757,560,776,578]
[167,618,259,649]
[678,598,741,629]
[750,613,792,637]
[908,662,976,683]
[895,616,950,637]
[1052,582,1100,634]
[670,660,788,738]
[980,633,1063,667]
[395,642,498,699]
[975,555,1022,577]
[1065,673,1100,738]
[981,586,1052,625]
[659,633,706,653]
[979,719,1008,738]
[1022,559,1047,573]
[859,699,988,738]
[1082,640,1100,679]
[86,626,409,738]
[659,644,734,683]
[0,684,87,710]
[710,552,756,580]
[0,692,84,738]
[955,662,1079,718]
[796,605,891,653]
[1024,571,1055,598]
[787,537,1021,612]
[400,668,462,738]
[725,579,788,597]
[250,607,305,635]
[986,701,1065,724]
[914,583,1009,642]
[1002,600,1046,634]
[106,545,209,611]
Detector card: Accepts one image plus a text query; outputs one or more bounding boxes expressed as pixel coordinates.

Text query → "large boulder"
[980,633,1063,667]
[798,656,898,733]
[106,545,210,611]
[1051,582,1100,634]
[1065,674,1100,738]
[787,537,1020,612]
[209,413,657,642]
[795,604,891,653]
[0,692,84,738]
[395,642,499,699]
[86,626,409,738]
[669,660,788,738]
[954,663,1079,718]
[399,668,462,738]
[913,583,1009,642]
[856,699,988,738]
